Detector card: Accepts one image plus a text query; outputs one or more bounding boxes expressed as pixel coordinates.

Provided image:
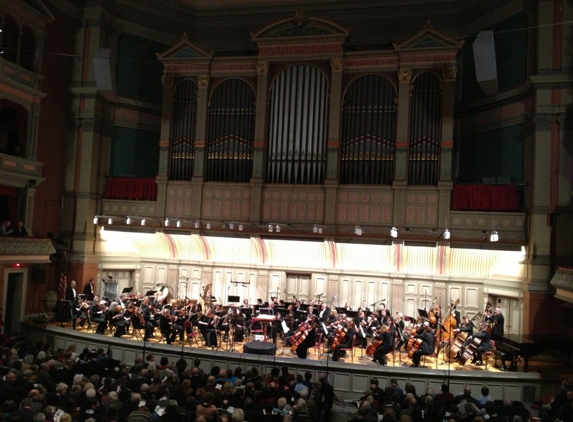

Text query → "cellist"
[332,319,355,361]
[372,325,393,366]
[410,322,434,367]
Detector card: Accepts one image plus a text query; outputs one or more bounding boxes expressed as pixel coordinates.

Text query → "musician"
[72,297,90,330]
[109,302,128,337]
[394,313,407,352]
[487,308,505,338]
[355,311,370,348]
[159,308,178,344]
[470,322,492,366]
[234,308,245,342]
[198,310,218,349]
[294,319,316,359]
[131,307,149,339]
[343,302,352,311]
[332,319,355,361]
[359,301,370,314]
[140,300,156,340]
[82,278,96,301]
[65,280,78,304]
[317,302,330,323]
[372,325,393,365]
[92,299,108,334]
[241,299,250,308]
[410,324,435,367]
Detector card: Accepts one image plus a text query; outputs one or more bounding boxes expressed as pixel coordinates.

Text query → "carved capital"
[257,61,269,74]
[533,113,555,131]
[292,10,308,27]
[161,74,174,89]
[81,119,95,132]
[397,68,413,82]
[442,66,457,80]
[197,75,210,87]
[330,58,344,71]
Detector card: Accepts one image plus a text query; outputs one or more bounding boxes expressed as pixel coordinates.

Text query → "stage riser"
[26,325,555,403]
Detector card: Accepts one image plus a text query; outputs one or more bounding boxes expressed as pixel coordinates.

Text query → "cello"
[290,321,313,353]
[330,323,348,351]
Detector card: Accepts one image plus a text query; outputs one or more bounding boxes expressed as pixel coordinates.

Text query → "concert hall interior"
[1,0,573,405]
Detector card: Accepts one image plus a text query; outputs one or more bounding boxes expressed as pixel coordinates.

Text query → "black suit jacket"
[83,283,94,300]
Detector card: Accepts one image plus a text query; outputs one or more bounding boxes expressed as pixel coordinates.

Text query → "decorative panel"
[144,266,154,285]
[406,283,417,295]
[262,188,325,221]
[337,189,393,224]
[341,279,350,306]
[332,372,351,392]
[315,277,326,299]
[352,374,370,394]
[504,384,522,401]
[157,267,167,284]
[405,298,417,319]
[465,287,479,309]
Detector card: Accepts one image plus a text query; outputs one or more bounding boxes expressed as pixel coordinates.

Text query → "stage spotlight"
[443,229,450,240]
[390,227,398,238]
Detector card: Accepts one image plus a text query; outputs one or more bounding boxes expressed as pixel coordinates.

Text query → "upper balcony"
[0,152,44,188]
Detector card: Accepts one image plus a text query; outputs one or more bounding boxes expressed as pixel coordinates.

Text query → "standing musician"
[470,322,492,365]
[372,325,393,365]
[410,323,435,367]
[486,307,505,338]
[82,278,96,301]
[318,302,330,324]
[198,310,218,349]
[332,319,355,361]
[233,308,245,342]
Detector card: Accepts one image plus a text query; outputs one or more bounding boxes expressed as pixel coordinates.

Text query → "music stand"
[145,290,157,297]
[121,287,134,295]
[228,295,240,304]
[418,309,429,319]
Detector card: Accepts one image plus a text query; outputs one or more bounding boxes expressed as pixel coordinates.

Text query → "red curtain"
[104,177,157,201]
[452,185,519,211]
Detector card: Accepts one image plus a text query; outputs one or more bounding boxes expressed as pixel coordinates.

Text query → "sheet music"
[360,325,366,337]
[281,321,289,333]
[322,322,328,335]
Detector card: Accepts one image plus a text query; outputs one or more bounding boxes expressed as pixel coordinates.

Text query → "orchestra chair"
[422,351,439,369]
[250,322,264,342]
[484,339,495,370]
[313,333,324,357]
[340,335,357,362]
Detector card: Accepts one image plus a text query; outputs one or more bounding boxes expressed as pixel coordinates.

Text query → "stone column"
[191,74,209,217]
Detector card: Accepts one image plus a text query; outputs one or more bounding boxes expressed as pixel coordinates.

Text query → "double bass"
[448,312,481,360]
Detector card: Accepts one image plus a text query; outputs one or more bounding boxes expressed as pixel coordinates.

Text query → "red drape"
[104,177,157,201]
[452,185,519,211]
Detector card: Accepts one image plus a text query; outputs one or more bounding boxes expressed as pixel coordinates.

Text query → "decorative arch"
[408,71,442,186]
[19,26,36,71]
[1,16,19,64]
[169,79,198,181]
[340,74,397,185]
[206,78,256,182]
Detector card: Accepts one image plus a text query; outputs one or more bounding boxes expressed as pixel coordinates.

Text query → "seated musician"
[332,319,356,361]
[130,306,149,339]
[294,318,317,359]
[393,313,407,352]
[72,297,90,330]
[410,322,435,367]
[372,325,393,366]
[91,299,108,334]
[198,310,218,349]
[109,302,128,338]
[159,308,178,344]
[215,312,230,341]
[471,322,492,366]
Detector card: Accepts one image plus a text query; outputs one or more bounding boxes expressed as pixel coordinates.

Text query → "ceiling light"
[275,225,281,233]
[194,221,200,229]
[443,229,450,240]
[107,217,113,225]
[238,224,244,231]
[313,226,318,233]
[490,231,499,242]
[93,216,98,225]
[318,227,323,234]
[206,222,211,229]
[354,225,363,236]
[164,218,169,226]
[141,219,146,226]
[229,222,235,230]
[126,216,131,225]
[177,220,181,228]
[390,227,398,238]
[268,224,273,232]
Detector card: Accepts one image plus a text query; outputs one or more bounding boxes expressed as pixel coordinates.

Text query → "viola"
[366,339,383,356]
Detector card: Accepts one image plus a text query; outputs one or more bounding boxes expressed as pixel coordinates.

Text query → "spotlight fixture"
[390,227,398,238]
[229,222,235,230]
[126,216,132,225]
[354,225,363,236]
[164,218,169,226]
[313,224,325,234]
[206,222,212,229]
[107,217,113,225]
[238,223,244,231]
[489,231,499,242]
[141,219,146,226]
[194,221,200,229]
[313,225,318,233]
[93,216,98,225]
[443,228,450,240]
[275,225,281,233]
[268,224,273,232]
[177,220,181,228]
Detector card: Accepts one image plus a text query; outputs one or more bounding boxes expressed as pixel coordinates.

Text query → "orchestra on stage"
[57,279,507,370]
